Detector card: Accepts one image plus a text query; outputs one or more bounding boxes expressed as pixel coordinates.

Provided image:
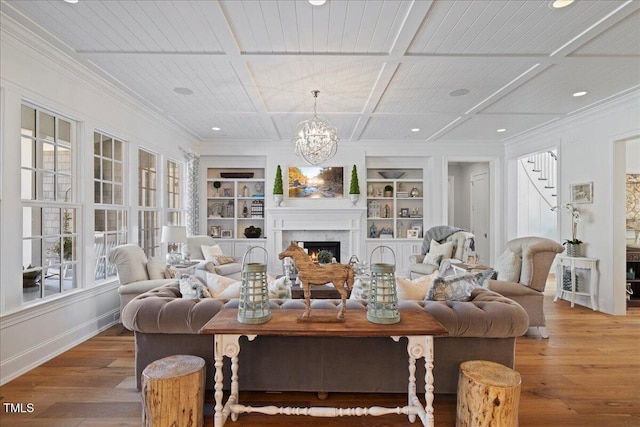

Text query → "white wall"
[628,139,640,173]
[504,93,640,315]
[0,16,195,384]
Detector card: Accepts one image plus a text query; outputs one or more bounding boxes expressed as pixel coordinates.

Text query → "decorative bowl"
[378,171,405,179]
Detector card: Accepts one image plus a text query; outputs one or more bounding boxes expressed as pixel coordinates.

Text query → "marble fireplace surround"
[265,207,366,273]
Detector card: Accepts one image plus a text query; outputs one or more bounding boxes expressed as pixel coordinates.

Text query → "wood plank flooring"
[1,283,639,426]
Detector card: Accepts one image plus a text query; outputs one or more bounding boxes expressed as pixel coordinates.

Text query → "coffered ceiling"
[2,0,639,144]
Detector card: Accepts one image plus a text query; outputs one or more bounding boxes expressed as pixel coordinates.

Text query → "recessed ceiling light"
[411,128,420,132]
[211,127,221,131]
[308,0,326,5]
[497,128,507,133]
[550,0,574,9]
[572,91,587,97]
[64,0,79,3]
[449,88,470,97]
[173,87,193,95]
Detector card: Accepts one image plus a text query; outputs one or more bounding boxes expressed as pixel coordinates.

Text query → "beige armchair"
[107,244,178,317]
[487,236,564,338]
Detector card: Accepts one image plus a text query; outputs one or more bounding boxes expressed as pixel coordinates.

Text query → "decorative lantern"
[237,246,271,324]
[367,246,400,324]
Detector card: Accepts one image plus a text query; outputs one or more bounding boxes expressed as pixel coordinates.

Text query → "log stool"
[142,355,205,427]
[456,360,521,427]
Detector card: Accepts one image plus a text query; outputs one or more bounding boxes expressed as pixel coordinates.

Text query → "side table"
[554,255,598,310]
[171,261,199,276]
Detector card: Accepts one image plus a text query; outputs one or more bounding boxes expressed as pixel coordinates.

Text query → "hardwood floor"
[1,284,639,426]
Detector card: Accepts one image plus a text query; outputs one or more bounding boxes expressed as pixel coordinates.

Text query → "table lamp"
[161,225,187,265]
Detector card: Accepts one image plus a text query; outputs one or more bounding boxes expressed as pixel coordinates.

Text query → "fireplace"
[301,241,341,263]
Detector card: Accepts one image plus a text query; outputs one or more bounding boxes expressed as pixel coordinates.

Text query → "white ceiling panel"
[483,61,640,114]
[374,61,536,114]
[438,114,561,141]
[220,0,411,53]
[248,59,383,112]
[408,0,624,55]
[361,114,460,141]
[571,9,640,56]
[2,0,638,144]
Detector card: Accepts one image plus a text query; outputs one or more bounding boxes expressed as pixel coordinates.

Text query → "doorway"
[447,162,490,264]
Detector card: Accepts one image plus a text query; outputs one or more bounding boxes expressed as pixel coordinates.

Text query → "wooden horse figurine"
[279,242,354,321]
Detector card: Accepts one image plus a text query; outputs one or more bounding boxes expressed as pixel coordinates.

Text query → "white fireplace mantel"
[265,207,366,272]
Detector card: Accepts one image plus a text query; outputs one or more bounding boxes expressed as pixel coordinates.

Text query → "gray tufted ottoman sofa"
[122,284,528,394]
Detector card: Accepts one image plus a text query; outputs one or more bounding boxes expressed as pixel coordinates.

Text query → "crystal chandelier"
[293,90,339,165]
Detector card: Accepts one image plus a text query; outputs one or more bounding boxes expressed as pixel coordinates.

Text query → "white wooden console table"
[199,308,447,427]
[554,255,599,310]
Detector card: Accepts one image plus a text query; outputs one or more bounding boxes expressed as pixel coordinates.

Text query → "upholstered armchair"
[182,235,242,281]
[408,229,475,279]
[107,244,178,317]
[487,236,564,338]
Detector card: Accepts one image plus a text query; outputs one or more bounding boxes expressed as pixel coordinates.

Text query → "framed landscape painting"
[288,166,344,199]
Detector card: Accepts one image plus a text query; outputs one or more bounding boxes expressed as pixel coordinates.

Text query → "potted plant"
[317,250,333,265]
[384,184,393,197]
[552,202,583,256]
[243,225,262,238]
[349,165,360,206]
[273,165,284,206]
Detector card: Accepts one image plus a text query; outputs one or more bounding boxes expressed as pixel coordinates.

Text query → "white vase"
[349,194,359,206]
[274,194,283,207]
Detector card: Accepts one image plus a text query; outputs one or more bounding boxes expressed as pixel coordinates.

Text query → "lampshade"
[292,90,339,166]
[161,225,187,244]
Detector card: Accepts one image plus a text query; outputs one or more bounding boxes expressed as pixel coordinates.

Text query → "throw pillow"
[422,252,443,267]
[180,275,211,299]
[201,244,223,260]
[206,272,239,297]
[269,276,291,299]
[426,272,483,301]
[218,281,241,298]
[211,254,236,266]
[165,266,178,279]
[349,278,371,302]
[396,272,438,300]
[478,268,497,287]
[146,257,167,280]
[427,239,454,261]
[494,249,522,283]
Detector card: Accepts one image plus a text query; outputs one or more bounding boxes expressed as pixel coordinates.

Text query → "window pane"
[113,162,123,184]
[94,181,101,204]
[103,137,113,158]
[114,183,123,205]
[114,139,123,161]
[58,119,71,144]
[38,111,55,141]
[43,207,60,236]
[102,183,113,204]
[102,158,112,180]
[40,172,55,201]
[21,169,35,200]
[95,210,105,232]
[21,105,35,136]
[94,132,101,154]
[22,237,43,270]
[94,156,101,180]
[57,145,72,174]
[41,141,55,170]
[21,136,35,168]
[58,175,72,202]
[23,206,43,238]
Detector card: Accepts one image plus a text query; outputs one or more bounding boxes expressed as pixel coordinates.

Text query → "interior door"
[471,170,490,264]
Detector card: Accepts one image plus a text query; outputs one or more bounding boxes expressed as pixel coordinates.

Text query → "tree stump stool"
[456,360,521,427]
[142,355,205,427]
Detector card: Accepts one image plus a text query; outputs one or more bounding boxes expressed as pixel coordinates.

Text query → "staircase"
[521,150,557,208]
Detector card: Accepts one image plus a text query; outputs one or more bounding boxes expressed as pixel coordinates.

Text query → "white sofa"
[182,235,242,281]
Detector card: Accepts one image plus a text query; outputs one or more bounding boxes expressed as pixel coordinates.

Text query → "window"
[94,131,128,281]
[138,149,158,257]
[166,159,183,225]
[21,104,78,302]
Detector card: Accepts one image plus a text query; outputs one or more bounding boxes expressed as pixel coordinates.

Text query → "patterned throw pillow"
[426,272,483,301]
[205,273,239,297]
[422,252,443,267]
[269,276,291,299]
[349,278,371,301]
[180,275,211,299]
[211,254,236,266]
